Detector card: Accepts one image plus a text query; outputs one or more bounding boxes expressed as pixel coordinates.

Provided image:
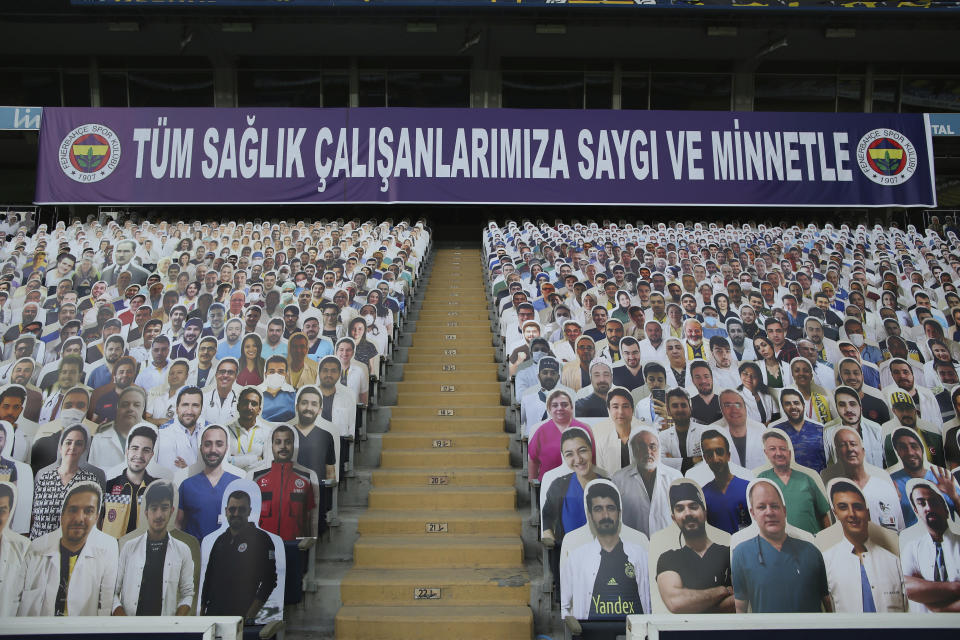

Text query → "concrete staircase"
[335,249,533,640]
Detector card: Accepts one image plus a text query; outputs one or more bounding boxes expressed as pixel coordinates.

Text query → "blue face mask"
[532,351,546,363]
[704,316,719,327]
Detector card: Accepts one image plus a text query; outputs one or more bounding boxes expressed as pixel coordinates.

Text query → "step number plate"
[415,588,441,600]
[440,385,455,392]
[442,364,456,371]
[448,312,459,317]
[433,439,452,448]
[447,322,458,327]
[445,334,457,340]
[425,522,449,533]
[444,349,457,355]
[428,475,449,485]
[437,409,455,416]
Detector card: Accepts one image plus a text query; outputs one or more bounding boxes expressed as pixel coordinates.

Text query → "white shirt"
[823,419,884,468]
[20,528,119,616]
[201,385,241,427]
[658,420,708,471]
[88,427,127,470]
[860,473,905,532]
[715,417,768,470]
[135,360,170,391]
[901,528,960,612]
[560,534,651,619]
[114,532,195,615]
[154,419,201,472]
[0,529,31,616]
[822,535,906,612]
[224,418,268,471]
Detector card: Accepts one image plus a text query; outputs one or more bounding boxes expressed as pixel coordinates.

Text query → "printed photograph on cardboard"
[114,479,201,615]
[559,479,651,623]
[648,478,733,614]
[815,477,906,613]
[197,477,285,624]
[729,477,831,613]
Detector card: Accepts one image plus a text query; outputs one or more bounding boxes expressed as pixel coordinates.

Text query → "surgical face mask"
[704,316,719,327]
[849,333,865,347]
[265,373,285,388]
[532,351,546,364]
[363,314,375,325]
[60,407,87,425]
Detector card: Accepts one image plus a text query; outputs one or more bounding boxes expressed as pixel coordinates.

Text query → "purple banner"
[35,107,936,207]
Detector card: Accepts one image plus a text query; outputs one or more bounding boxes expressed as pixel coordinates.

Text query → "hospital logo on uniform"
[856,128,918,186]
[58,123,122,183]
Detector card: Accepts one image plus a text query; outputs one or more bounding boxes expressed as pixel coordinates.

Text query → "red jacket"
[253,462,316,540]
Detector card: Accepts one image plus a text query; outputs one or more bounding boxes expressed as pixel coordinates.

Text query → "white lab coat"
[822,534,905,613]
[114,531,195,615]
[88,427,126,470]
[658,420,708,471]
[326,383,358,439]
[715,418,768,470]
[560,534,651,619]
[0,529,30,616]
[20,527,118,616]
[201,385,242,427]
[154,420,200,472]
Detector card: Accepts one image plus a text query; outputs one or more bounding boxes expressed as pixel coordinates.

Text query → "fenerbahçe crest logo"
[58,123,121,183]
[856,128,918,187]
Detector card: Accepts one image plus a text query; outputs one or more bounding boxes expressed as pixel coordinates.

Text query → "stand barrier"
[627,614,960,640]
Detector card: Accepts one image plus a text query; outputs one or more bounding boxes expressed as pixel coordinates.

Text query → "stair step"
[381,432,509,450]
[352,535,523,568]
[395,382,502,394]
[336,605,532,640]
[390,406,504,419]
[394,392,501,407]
[371,468,516,488]
[380,448,509,468]
[340,568,529,606]
[357,509,521,535]
[388,416,505,433]
[368,486,516,511]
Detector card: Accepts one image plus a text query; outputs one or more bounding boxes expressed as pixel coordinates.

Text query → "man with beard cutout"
[901,478,960,612]
[655,481,734,613]
[560,480,650,621]
[176,425,240,541]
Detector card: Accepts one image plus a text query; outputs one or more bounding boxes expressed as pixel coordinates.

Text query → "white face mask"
[363,314,375,325]
[265,373,285,388]
[849,333,865,347]
[60,407,87,425]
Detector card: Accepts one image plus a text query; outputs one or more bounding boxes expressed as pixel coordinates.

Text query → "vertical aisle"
[335,248,532,640]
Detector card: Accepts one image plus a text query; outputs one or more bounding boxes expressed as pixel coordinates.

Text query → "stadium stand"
[0,217,430,636]
[485,218,960,634]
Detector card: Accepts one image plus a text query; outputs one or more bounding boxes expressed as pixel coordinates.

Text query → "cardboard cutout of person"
[649,478,734,614]
[174,423,244,542]
[899,477,960,612]
[31,423,106,540]
[821,426,905,532]
[752,427,832,536]
[247,424,320,541]
[198,478,285,625]
[0,481,30,615]
[100,423,173,539]
[816,477,906,612]
[559,478,651,623]
[113,479,199,616]
[0,419,32,534]
[20,480,119,616]
[730,477,831,613]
